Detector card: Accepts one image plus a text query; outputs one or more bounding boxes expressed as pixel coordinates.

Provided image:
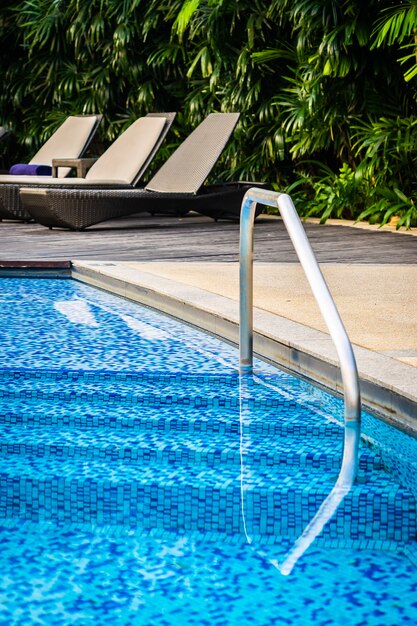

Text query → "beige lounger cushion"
[0,116,166,187]
[0,175,128,185]
[145,112,240,194]
[30,115,101,177]
[84,116,166,184]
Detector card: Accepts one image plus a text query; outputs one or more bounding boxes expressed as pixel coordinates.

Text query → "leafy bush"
[287,162,370,221]
[1,0,417,228]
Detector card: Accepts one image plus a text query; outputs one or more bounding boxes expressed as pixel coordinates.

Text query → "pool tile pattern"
[1,522,417,626]
[0,278,416,624]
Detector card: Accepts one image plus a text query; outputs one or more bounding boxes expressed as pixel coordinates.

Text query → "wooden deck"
[0,213,415,264]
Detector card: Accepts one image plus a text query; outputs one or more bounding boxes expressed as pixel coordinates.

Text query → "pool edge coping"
[71,261,417,434]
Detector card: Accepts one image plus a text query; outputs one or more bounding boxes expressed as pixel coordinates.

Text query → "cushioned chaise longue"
[0,127,9,143]
[0,126,11,173]
[0,113,175,222]
[0,114,103,220]
[20,112,266,230]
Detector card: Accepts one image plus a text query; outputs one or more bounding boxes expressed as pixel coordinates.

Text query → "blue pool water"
[0,277,417,625]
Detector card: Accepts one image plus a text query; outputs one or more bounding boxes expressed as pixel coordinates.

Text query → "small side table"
[52,157,98,178]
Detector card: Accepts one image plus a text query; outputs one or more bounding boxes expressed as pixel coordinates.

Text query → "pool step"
[0,368,312,398]
[0,368,321,411]
[0,398,344,439]
[0,455,414,541]
[0,423,383,471]
[0,386,297,412]
[0,368,415,544]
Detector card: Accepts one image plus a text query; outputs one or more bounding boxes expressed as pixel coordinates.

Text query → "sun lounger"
[0,113,174,221]
[0,114,102,220]
[0,126,11,174]
[20,112,266,230]
[0,127,9,142]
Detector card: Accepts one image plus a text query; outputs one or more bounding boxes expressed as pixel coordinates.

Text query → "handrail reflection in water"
[239,373,351,576]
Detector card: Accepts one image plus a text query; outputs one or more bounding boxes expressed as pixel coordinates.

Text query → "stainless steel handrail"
[239,188,361,485]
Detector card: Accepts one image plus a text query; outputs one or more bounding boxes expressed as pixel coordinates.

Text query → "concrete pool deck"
[72,256,417,433]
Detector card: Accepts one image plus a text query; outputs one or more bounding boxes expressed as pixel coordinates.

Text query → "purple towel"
[9,163,52,176]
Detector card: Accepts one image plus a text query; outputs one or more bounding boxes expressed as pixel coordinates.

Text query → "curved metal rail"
[239,188,361,486]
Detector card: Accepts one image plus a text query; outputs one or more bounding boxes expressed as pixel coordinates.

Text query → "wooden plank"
[0,213,415,264]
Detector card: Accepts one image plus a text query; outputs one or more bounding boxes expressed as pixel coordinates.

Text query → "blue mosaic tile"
[0,422,350,469]
[0,522,417,626]
[0,449,415,540]
[0,277,416,625]
[0,279,240,373]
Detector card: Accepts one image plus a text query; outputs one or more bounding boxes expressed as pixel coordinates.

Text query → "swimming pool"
[0,277,416,625]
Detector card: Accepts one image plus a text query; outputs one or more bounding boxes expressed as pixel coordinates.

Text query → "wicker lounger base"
[0,185,32,220]
[20,182,267,231]
[19,188,190,230]
[1,183,134,222]
[143,183,267,222]
[189,182,268,221]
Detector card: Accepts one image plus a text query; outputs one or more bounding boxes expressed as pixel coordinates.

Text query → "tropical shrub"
[288,162,370,222]
[0,0,417,227]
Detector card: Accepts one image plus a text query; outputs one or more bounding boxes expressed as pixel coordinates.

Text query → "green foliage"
[372,1,417,84]
[356,187,417,229]
[0,0,417,228]
[351,116,417,227]
[352,116,417,184]
[372,2,417,47]
[288,162,370,222]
